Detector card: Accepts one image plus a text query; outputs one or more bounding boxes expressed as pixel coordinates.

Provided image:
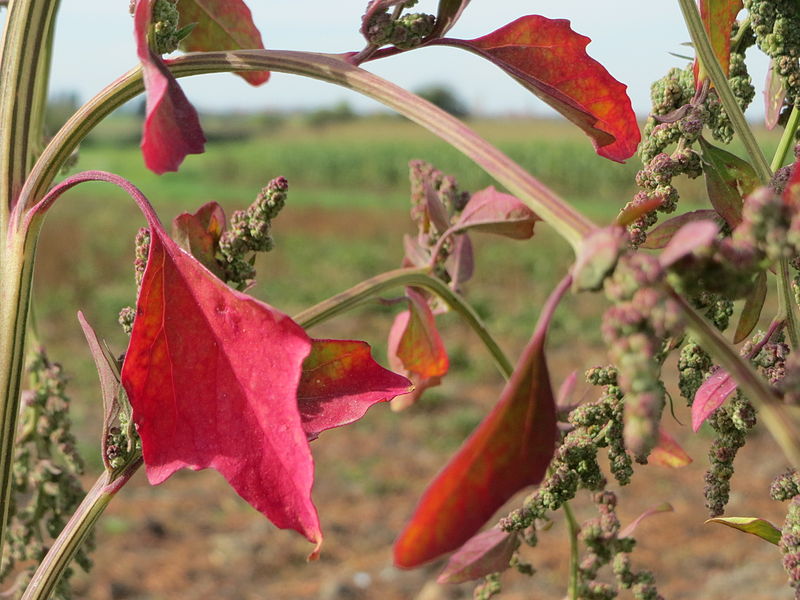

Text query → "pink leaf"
[619,502,674,539]
[692,368,738,432]
[455,186,539,239]
[648,429,692,468]
[177,0,269,85]
[171,201,226,278]
[445,234,474,290]
[298,339,412,440]
[437,528,519,584]
[433,16,640,162]
[121,201,323,556]
[659,220,719,268]
[134,0,206,174]
[640,210,722,250]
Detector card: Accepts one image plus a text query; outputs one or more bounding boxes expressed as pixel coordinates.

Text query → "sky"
[32,1,770,118]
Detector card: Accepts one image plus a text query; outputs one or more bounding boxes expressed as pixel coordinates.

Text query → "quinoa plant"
[2,1,800,599]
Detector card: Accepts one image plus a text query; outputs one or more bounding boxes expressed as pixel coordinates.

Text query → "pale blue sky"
[39,1,769,117]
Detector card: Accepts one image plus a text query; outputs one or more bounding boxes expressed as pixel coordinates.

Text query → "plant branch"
[293,267,514,379]
[670,288,800,467]
[21,459,142,600]
[562,501,580,600]
[770,106,800,172]
[17,50,597,251]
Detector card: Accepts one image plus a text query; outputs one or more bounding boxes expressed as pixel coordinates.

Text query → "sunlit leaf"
[172,201,226,278]
[648,429,692,468]
[659,220,719,268]
[700,137,759,228]
[734,270,767,343]
[297,339,412,440]
[394,278,564,568]
[641,210,721,250]
[454,186,539,239]
[437,528,519,584]
[133,0,206,174]
[433,16,640,162]
[706,516,782,545]
[177,0,269,85]
[693,0,743,86]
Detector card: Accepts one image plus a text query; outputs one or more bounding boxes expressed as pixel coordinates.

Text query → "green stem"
[677,0,771,182]
[26,0,60,171]
[20,459,142,600]
[0,0,60,229]
[17,50,597,250]
[293,266,514,379]
[770,105,800,172]
[0,231,36,564]
[562,501,580,600]
[670,289,800,467]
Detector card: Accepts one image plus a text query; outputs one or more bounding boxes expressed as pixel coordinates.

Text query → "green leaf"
[699,137,759,228]
[706,516,782,545]
[733,270,767,343]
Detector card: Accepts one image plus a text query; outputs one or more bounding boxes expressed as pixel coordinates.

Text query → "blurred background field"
[27,107,792,599]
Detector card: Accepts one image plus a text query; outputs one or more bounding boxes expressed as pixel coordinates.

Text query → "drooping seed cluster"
[745,0,800,107]
[773,470,800,598]
[1,349,90,600]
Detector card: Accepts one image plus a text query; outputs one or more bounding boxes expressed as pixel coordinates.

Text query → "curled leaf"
[433,16,640,162]
[388,288,449,410]
[134,0,206,174]
[706,516,782,545]
[393,277,567,568]
[177,0,269,85]
[619,503,674,539]
[437,528,519,584]
[298,339,412,440]
[172,201,226,278]
[454,186,539,239]
[641,210,721,250]
[648,429,692,468]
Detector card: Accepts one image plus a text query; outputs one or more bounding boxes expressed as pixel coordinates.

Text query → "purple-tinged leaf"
[394,276,567,568]
[659,220,719,268]
[297,339,412,440]
[425,180,451,234]
[648,429,692,468]
[454,186,539,239]
[430,0,471,39]
[172,201,226,278]
[134,0,206,174]
[77,312,121,412]
[734,270,767,344]
[437,528,519,584]
[432,16,640,162]
[699,137,759,228]
[692,368,738,431]
[765,59,787,130]
[445,234,474,290]
[641,210,722,250]
[177,0,269,86]
[619,502,674,539]
[706,516,782,545]
[616,195,665,227]
[402,234,429,269]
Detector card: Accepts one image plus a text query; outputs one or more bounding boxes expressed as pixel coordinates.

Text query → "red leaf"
[172,201,226,278]
[121,207,322,555]
[434,16,640,162]
[640,210,721,249]
[693,0,743,87]
[692,368,738,431]
[298,339,412,440]
[648,429,692,468]
[658,220,719,268]
[134,0,206,174]
[455,186,539,239]
[393,277,566,568]
[387,288,449,410]
[177,0,269,86]
[784,157,800,207]
[437,528,519,584]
